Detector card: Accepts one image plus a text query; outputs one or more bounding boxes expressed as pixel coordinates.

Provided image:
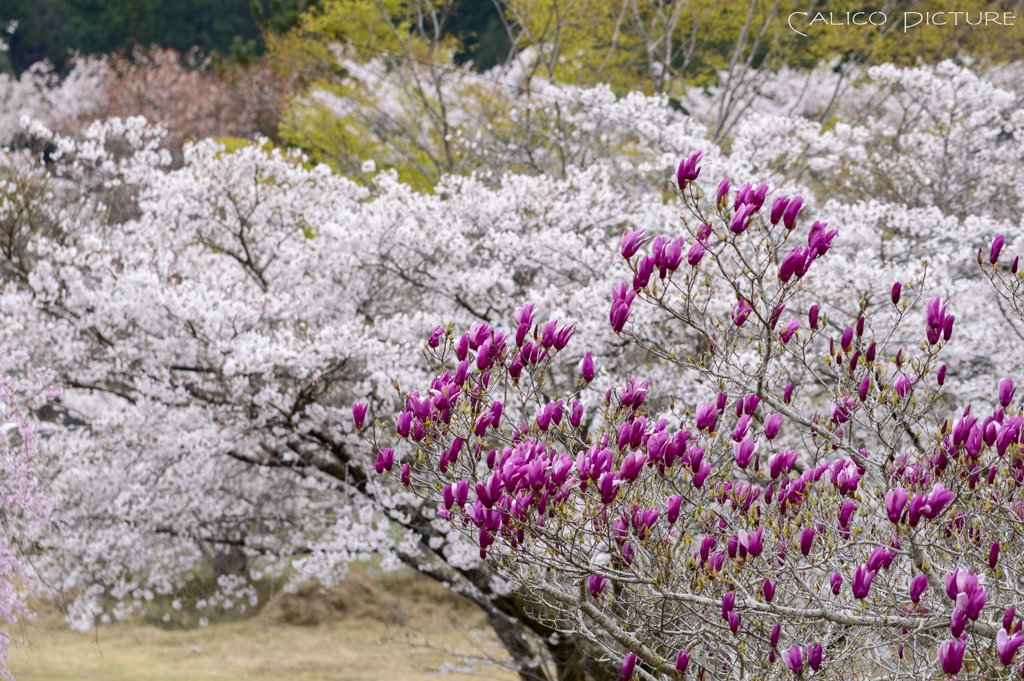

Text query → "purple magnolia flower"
[738,527,764,557]
[779,247,808,283]
[588,574,607,598]
[808,304,819,329]
[943,314,955,341]
[830,572,843,595]
[699,536,716,562]
[783,196,803,230]
[676,151,704,190]
[858,375,870,402]
[832,399,855,424]
[799,527,816,556]
[693,461,712,488]
[945,568,964,600]
[910,574,928,603]
[770,623,781,648]
[926,482,954,517]
[353,403,369,429]
[733,298,753,326]
[763,578,776,602]
[695,403,720,432]
[851,564,875,599]
[646,430,670,462]
[666,495,683,524]
[727,610,740,633]
[575,351,595,383]
[783,645,803,674]
[734,436,758,469]
[375,447,395,474]
[997,417,1023,455]
[620,451,648,482]
[895,374,912,400]
[841,326,853,351]
[866,546,895,572]
[675,649,690,674]
[427,325,444,348]
[938,639,966,674]
[731,204,756,234]
[633,256,655,291]
[620,378,649,407]
[838,501,857,529]
[732,414,751,442]
[991,234,1006,263]
[621,653,637,680]
[807,642,823,671]
[716,179,731,208]
[610,299,631,333]
[621,229,648,259]
[891,281,901,305]
[938,364,947,386]
[663,237,684,273]
[951,607,969,638]
[569,400,584,428]
[632,507,659,539]
[990,541,1001,568]
[956,582,987,620]
[514,304,535,344]
[688,241,705,267]
[769,450,798,480]
[925,295,948,332]
[1000,378,1016,408]
[598,472,620,504]
[721,591,736,617]
[764,413,783,440]
[443,479,464,508]
[780,320,800,343]
[885,488,909,524]
[784,382,794,404]
[807,221,838,256]
[998,628,1024,665]
[770,304,786,330]
[771,197,790,225]
[1006,607,1017,633]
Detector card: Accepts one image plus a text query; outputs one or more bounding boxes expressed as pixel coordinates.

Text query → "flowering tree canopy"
[2,59,1024,680]
[367,152,1024,680]
[0,352,60,669]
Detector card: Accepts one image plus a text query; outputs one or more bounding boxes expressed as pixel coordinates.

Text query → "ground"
[8,569,519,681]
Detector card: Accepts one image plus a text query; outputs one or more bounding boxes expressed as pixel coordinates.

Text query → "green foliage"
[0,0,328,73]
[447,0,512,70]
[252,0,325,34]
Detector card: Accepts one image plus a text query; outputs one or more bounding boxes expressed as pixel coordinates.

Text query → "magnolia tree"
[3,61,1024,681]
[365,153,1024,680]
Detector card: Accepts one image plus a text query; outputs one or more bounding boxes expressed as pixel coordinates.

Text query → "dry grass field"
[7,570,518,681]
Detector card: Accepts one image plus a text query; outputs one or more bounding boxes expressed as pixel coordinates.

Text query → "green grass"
[8,573,517,681]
